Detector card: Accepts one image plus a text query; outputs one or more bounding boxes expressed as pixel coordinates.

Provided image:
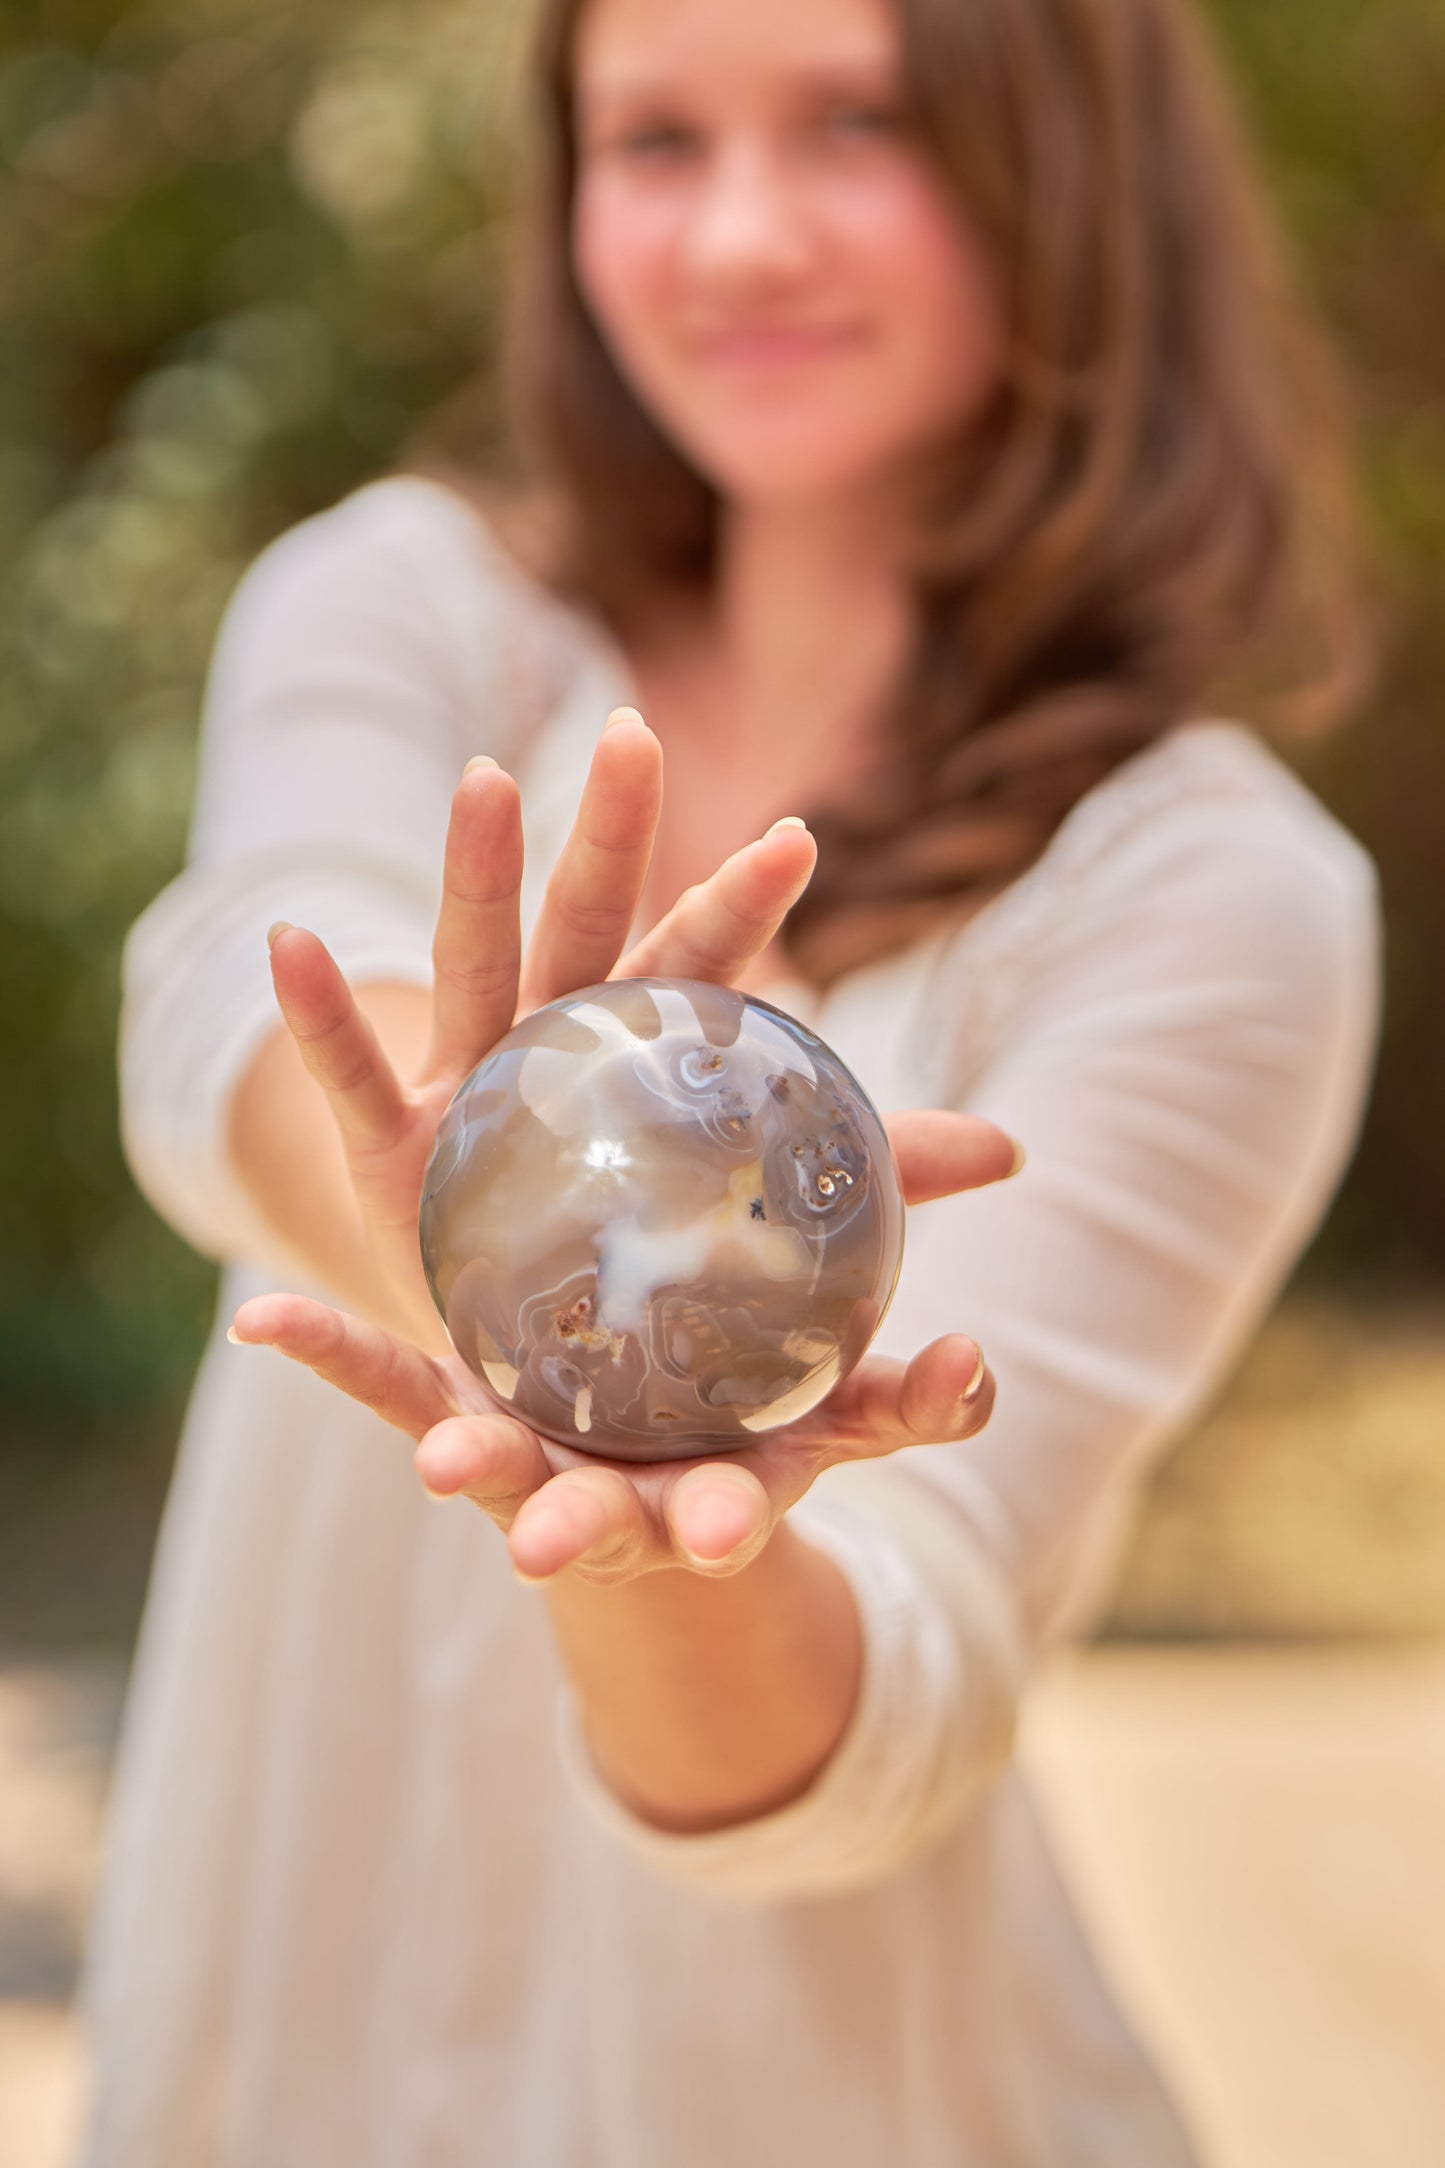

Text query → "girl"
[79,0,1381,2159]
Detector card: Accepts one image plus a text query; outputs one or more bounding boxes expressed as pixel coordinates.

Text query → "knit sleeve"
[553,771,1382,1900]
[116,477,551,1275]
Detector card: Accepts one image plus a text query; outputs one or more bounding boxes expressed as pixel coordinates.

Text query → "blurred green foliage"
[1,0,1441,1467]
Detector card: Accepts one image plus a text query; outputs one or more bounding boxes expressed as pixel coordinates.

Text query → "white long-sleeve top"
[76,474,1382,2168]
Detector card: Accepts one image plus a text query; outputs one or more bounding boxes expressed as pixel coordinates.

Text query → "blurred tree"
[0,0,1440,1472]
[1209,0,1445,1288]
[0,0,523,1460]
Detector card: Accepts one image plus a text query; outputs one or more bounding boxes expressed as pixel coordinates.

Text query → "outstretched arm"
[226,713,1017,1843]
[119,485,1020,1897]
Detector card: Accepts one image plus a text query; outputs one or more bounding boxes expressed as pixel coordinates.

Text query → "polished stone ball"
[418,977,905,1460]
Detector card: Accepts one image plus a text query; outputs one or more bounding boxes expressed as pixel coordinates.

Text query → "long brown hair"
[409,0,1369,986]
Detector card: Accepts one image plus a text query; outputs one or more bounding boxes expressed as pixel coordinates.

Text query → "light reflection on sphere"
[418,977,905,1460]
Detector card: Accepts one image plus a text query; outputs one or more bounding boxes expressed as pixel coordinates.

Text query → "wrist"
[538,1513,865,1834]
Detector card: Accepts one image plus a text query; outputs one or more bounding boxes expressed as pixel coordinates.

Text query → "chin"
[680,423,918,510]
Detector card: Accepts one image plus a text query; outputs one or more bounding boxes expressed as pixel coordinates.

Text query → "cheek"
[572,180,675,353]
[843,172,1006,414]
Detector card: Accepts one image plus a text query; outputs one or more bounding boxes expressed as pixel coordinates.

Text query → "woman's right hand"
[261,708,821,1355]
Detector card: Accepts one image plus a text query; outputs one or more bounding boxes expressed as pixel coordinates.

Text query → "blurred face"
[570,0,1005,510]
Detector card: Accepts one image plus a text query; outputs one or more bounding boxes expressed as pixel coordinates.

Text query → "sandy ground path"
[2,1644,1443,2166]
[1019,1644,1445,2167]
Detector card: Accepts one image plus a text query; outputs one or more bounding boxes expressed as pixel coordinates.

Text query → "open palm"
[231,707,1020,1583]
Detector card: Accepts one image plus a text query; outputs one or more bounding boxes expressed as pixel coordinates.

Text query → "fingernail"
[605,705,645,729]
[767,815,808,834]
[961,1346,987,1402]
[1006,1140,1027,1177]
[226,1325,241,1345]
[463,754,498,775]
[421,1483,452,1503]
[266,920,293,950]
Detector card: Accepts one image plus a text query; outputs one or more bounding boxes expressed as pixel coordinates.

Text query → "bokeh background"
[2,0,1441,1645]
[1,4,1443,2163]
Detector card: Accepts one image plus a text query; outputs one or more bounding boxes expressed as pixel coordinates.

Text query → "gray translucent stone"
[418,977,905,1460]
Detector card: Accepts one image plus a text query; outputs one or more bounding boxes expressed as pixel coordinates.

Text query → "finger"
[884,1109,1026,1205]
[615,818,817,984]
[518,712,663,1012]
[805,1333,994,1457]
[228,1293,453,1441]
[663,1461,771,1571]
[509,1465,647,1582]
[414,1411,551,1521]
[426,757,525,1083]
[267,925,411,1157]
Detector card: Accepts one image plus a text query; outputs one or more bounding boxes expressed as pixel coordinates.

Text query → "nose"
[681,136,813,287]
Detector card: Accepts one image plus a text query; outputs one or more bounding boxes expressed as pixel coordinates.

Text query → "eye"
[822,103,899,139]
[618,122,701,160]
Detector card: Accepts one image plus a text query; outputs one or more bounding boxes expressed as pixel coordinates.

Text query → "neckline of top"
[381,477,1288,1014]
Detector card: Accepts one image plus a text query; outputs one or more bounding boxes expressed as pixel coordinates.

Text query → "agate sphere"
[418,977,905,1459]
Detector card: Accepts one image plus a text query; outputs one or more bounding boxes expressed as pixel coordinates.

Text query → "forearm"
[541,1520,864,1834]
[225,979,449,1353]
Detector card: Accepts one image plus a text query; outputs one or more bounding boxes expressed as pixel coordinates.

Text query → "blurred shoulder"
[228,474,511,611]
[1079,718,1382,958]
[958,716,1380,962]
[207,475,616,755]
[224,472,574,636]
[914,717,1382,1094]
[1025,717,1383,1037]
[1106,717,1375,880]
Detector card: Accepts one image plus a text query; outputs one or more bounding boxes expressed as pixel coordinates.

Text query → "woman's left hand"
[228,1103,1004,1587]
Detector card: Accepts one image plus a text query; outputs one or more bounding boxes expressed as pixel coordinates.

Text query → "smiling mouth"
[698,325,863,369]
